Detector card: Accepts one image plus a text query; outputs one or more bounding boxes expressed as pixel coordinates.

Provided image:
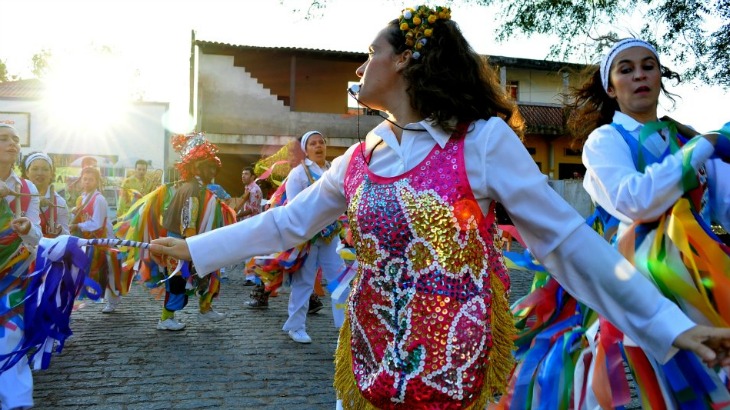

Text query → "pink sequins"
[342,129,510,409]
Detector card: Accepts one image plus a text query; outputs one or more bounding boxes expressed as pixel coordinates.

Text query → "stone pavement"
[32,267,341,410]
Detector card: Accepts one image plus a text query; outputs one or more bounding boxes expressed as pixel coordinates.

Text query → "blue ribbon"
[1,236,93,373]
[535,328,585,409]
[511,314,582,409]
[504,249,546,272]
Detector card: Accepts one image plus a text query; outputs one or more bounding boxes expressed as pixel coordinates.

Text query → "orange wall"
[233,51,362,114]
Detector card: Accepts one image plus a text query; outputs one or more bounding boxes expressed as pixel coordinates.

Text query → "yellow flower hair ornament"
[398,5,451,59]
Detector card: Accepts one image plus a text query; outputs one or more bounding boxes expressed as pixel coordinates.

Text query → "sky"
[1,0,728,133]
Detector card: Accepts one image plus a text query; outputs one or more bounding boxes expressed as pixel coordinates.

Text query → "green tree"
[0,59,8,82]
[472,0,730,87]
[31,49,52,78]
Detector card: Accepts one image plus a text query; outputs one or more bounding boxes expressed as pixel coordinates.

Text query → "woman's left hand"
[11,217,31,235]
[150,237,192,261]
[673,325,730,367]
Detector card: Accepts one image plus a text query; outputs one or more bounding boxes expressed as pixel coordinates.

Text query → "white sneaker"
[102,294,121,313]
[288,329,312,344]
[156,318,186,331]
[101,302,116,313]
[198,310,226,322]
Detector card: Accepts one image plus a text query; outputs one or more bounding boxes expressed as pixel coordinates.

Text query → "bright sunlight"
[42,49,135,133]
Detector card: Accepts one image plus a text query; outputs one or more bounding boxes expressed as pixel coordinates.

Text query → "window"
[506,81,519,100]
[564,148,582,157]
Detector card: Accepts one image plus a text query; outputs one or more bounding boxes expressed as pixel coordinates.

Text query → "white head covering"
[600,38,659,92]
[300,130,323,153]
[24,152,53,170]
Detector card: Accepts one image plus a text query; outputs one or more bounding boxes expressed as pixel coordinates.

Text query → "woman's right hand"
[150,237,192,261]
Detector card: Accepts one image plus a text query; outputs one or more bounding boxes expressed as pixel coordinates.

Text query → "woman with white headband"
[277,130,347,344]
[508,39,730,408]
[0,124,41,410]
[579,38,729,408]
[20,151,69,237]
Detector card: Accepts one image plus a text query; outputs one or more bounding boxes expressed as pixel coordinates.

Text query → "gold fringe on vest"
[334,315,378,410]
[333,272,517,409]
[467,272,517,409]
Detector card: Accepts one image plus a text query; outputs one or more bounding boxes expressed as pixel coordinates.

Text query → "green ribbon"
[639,120,699,193]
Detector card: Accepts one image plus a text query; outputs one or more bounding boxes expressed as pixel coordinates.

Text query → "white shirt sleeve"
[582,123,715,224]
[187,146,354,275]
[476,118,693,363]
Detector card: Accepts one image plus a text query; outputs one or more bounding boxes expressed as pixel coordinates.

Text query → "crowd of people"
[1,3,729,409]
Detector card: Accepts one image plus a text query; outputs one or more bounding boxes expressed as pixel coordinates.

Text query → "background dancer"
[69,166,125,314]
[151,132,235,331]
[573,38,729,408]
[20,151,69,237]
[0,124,41,410]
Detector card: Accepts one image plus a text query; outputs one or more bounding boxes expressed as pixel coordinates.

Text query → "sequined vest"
[339,127,512,409]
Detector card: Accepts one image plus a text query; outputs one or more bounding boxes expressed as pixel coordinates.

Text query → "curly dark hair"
[385,18,524,137]
[566,60,681,146]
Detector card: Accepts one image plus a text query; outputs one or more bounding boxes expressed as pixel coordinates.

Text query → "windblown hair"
[386,18,524,137]
[566,63,681,146]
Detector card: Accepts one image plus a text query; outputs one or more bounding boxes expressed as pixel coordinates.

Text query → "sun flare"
[42,50,135,132]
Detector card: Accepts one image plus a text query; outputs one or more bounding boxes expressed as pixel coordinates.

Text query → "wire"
[347,85,423,132]
[347,85,421,164]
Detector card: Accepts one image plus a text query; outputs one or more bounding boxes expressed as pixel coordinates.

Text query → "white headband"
[600,38,659,92]
[300,131,323,153]
[25,152,53,170]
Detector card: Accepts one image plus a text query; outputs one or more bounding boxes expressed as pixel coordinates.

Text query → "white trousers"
[0,310,33,410]
[282,237,346,332]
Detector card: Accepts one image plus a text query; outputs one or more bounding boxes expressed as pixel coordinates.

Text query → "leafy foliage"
[473,0,730,87]
[31,49,52,79]
[0,59,8,82]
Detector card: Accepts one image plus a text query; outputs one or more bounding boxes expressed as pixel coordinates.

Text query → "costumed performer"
[20,151,69,237]
[69,166,126,314]
[117,159,156,218]
[576,38,729,408]
[500,38,730,410]
[153,132,235,331]
[236,166,263,287]
[149,6,730,409]
[0,124,42,410]
[279,131,347,344]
